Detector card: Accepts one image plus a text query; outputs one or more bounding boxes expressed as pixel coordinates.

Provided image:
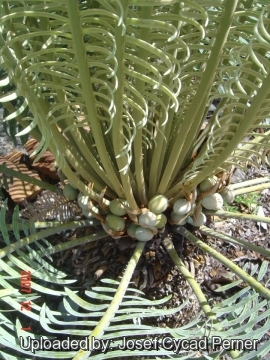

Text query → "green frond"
[0,204,103,259]
[1,190,270,359]
[2,263,269,359]
[1,2,270,359]
[5,0,270,202]
[0,198,108,359]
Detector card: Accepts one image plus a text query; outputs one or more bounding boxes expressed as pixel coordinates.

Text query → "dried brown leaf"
[0,151,42,203]
[24,139,58,180]
[22,189,79,221]
[197,181,220,200]
[193,203,202,222]
[98,187,110,212]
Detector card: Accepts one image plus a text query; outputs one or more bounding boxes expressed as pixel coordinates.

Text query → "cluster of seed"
[170,177,235,227]
[62,175,235,242]
[77,193,169,242]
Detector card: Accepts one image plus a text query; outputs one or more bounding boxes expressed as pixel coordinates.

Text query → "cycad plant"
[1,0,270,359]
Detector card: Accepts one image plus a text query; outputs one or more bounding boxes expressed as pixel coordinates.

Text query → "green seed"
[63,184,79,200]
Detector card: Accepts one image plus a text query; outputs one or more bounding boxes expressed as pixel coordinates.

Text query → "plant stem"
[204,210,270,224]
[200,226,270,259]
[0,219,98,258]
[72,240,145,360]
[163,235,239,359]
[163,236,217,322]
[5,219,100,230]
[230,177,269,189]
[230,176,270,190]
[66,1,124,198]
[132,6,152,205]
[186,64,270,188]
[233,182,270,195]
[112,0,139,209]
[37,230,107,257]
[176,226,270,300]
[158,0,238,194]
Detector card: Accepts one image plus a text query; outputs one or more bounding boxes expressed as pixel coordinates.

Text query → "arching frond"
[2,261,269,359]
[2,1,269,205]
